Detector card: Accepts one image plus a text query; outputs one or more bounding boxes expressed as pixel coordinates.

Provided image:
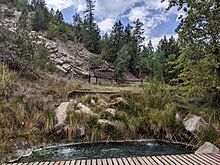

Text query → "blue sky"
[45,0,182,48]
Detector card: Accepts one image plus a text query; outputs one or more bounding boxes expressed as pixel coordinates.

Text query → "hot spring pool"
[16,141,193,163]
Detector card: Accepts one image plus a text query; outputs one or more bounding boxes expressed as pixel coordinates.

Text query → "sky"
[44,0,183,48]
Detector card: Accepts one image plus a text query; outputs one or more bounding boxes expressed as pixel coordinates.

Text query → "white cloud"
[128,6,150,22]
[98,18,116,33]
[45,0,75,11]
[95,0,140,18]
[145,0,169,10]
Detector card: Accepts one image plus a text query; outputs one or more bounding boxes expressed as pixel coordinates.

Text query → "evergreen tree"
[55,9,64,22]
[83,0,100,53]
[156,35,179,83]
[100,33,111,60]
[73,13,83,41]
[114,45,131,78]
[124,23,133,44]
[109,20,124,62]
[129,19,145,73]
[32,5,49,31]
[164,0,220,105]
[133,19,145,52]
[136,40,154,77]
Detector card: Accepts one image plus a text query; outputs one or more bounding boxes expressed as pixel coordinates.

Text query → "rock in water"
[195,142,220,154]
[183,115,208,132]
[55,102,70,126]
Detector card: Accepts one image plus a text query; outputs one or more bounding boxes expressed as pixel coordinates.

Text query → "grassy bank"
[0,65,220,161]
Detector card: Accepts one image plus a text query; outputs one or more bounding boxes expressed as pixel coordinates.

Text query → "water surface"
[17,141,193,162]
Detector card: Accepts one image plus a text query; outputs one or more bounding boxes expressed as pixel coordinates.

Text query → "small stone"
[106,108,116,116]
[91,99,96,105]
[75,126,86,137]
[98,119,114,126]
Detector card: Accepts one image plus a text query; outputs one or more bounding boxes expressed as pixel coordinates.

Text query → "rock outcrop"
[195,142,220,154]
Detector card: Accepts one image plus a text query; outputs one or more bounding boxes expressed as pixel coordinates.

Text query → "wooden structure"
[90,68,143,84]
[4,153,220,165]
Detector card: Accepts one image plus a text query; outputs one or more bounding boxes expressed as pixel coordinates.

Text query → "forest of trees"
[1,0,219,106]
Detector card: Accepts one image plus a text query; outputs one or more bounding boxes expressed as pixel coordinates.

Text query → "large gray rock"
[195,142,220,154]
[183,115,208,132]
[55,102,71,126]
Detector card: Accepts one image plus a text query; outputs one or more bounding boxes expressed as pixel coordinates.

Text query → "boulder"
[98,119,115,126]
[106,108,116,116]
[183,115,208,132]
[55,102,70,126]
[195,142,220,154]
[76,103,94,115]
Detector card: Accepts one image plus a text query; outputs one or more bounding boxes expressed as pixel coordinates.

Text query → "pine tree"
[55,9,64,22]
[83,0,100,53]
[73,13,83,42]
[164,0,220,105]
[129,19,145,73]
[100,33,111,60]
[32,6,49,31]
[133,19,145,52]
[156,36,179,83]
[124,23,133,44]
[109,20,124,62]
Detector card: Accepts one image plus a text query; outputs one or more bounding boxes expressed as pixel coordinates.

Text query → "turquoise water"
[17,141,193,163]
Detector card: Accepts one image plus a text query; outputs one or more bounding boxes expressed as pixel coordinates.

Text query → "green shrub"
[192,126,218,147]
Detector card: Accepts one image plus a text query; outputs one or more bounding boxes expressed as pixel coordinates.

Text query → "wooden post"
[96,77,98,84]
[88,74,91,83]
